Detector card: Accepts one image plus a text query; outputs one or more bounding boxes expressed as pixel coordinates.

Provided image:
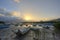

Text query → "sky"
[0,0,60,21]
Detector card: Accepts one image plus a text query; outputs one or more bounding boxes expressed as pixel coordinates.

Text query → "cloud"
[13,0,21,3]
[0,8,24,22]
[0,14,5,16]
[0,8,12,17]
[0,8,6,11]
[10,11,21,17]
[0,8,21,18]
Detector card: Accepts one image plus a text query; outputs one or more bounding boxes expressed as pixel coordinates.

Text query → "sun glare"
[22,13,50,21]
[24,16,32,21]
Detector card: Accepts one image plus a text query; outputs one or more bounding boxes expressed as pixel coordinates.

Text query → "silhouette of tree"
[0,21,5,24]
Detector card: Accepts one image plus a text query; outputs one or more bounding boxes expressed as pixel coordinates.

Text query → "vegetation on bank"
[54,21,60,30]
